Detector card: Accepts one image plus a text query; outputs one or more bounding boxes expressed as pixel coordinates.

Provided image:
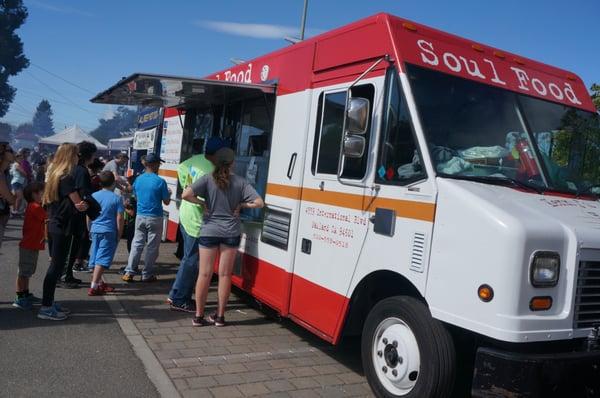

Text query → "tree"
[591,83,600,111]
[0,122,13,142]
[0,0,29,117]
[32,99,54,136]
[90,106,137,144]
[15,122,33,136]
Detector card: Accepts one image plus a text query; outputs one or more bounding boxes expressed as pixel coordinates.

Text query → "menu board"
[160,118,184,165]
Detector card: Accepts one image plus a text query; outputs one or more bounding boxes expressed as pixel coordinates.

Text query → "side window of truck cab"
[311,84,375,179]
[376,68,426,185]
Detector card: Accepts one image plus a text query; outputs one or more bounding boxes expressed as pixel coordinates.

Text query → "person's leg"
[215,245,238,317]
[42,233,70,307]
[75,228,91,269]
[169,228,200,305]
[91,266,105,286]
[195,246,218,317]
[125,216,147,275]
[142,217,163,280]
[63,230,82,282]
[0,214,8,250]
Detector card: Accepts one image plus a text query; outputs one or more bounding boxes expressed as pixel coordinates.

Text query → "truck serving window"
[406,63,600,197]
[312,84,375,179]
[376,68,426,185]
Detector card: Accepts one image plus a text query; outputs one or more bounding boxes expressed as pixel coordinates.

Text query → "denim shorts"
[198,236,241,249]
[11,182,23,191]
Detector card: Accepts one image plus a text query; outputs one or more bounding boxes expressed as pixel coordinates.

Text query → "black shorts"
[198,236,241,249]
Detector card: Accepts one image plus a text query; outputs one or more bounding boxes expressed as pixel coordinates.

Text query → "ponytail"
[212,163,231,190]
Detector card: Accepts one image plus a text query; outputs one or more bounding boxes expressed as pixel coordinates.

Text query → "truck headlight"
[530,251,560,287]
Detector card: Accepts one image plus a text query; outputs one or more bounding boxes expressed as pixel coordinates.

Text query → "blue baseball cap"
[145,153,164,164]
[205,137,228,155]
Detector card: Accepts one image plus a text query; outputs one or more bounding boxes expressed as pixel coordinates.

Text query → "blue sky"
[2,0,599,132]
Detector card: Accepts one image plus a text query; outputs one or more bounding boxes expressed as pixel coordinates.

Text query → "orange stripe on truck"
[266,183,435,222]
[158,169,178,179]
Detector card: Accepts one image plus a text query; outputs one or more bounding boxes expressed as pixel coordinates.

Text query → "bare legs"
[216,247,237,317]
[195,245,237,318]
[195,247,218,317]
[91,266,105,286]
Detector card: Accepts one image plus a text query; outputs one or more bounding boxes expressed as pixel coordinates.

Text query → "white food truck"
[92,13,600,397]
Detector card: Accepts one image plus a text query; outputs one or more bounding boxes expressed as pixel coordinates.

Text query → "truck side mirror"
[343,134,366,158]
[345,97,370,135]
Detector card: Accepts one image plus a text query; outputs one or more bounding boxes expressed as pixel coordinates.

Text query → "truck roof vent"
[410,232,426,273]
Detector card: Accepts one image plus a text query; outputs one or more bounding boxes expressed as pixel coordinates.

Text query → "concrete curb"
[104,295,181,398]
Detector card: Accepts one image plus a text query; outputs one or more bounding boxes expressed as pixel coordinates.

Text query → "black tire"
[361,296,456,398]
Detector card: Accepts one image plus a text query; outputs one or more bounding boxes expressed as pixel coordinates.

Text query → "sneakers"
[26,293,42,305]
[38,306,68,321]
[13,296,33,310]
[88,287,104,296]
[192,315,211,327]
[59,277,81,289]
[142,275,158,283]
[53,302,71,315]
[99,283,115,293]
[170,301,196,313]
[208,313,226,327]
[122,274,135,283]
[73,262,87,272]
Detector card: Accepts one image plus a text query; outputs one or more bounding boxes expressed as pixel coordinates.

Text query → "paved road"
[0,218,159,398]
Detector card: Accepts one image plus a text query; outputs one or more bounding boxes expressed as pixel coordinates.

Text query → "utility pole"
[299,0,308,40]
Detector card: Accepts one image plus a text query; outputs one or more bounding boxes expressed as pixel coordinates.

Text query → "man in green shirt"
[168,137,227,312]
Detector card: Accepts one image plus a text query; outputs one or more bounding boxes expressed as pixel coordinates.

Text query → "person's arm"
[0,174,15,204]
[161,180,171,206]
[68,192,88,212]
[241,196,264,209]
[116,212,124,243]
[181,187,204,205]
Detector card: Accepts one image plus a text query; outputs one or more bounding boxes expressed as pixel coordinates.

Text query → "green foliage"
[15,122,33,136]
[0,0,29,117]
[591,83,600,111]
[32,99,54,137]
[0,122,13,142]
[90,106,137,144]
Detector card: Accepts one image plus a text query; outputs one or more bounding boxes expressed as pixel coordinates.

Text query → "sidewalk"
[1,216,373,397]
[0,218,159,398]
[103,235,374,398]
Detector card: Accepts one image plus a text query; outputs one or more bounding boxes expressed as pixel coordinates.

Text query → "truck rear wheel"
[362,296,456,398]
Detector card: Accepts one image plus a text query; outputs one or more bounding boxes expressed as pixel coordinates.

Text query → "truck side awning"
[90,73,276,108]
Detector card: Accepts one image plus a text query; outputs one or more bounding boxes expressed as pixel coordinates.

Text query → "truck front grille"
[574,260,600,329]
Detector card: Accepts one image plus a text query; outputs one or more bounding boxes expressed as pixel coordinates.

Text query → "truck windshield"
[406,64,600,198]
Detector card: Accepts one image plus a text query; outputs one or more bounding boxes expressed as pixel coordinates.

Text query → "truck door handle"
[286,152,297,179]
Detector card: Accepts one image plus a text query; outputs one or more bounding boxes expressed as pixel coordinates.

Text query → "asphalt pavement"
[0,218,159,398]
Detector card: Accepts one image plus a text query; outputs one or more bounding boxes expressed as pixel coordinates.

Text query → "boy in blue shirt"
[88,171,124,296]
[122,153,171,282]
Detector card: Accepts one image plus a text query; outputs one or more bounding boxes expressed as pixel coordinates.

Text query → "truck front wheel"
[362,296,456,397]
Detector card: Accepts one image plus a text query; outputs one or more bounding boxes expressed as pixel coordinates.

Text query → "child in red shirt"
[13,182,47,310]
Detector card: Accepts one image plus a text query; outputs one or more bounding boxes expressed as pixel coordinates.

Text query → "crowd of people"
[0,137,263,326]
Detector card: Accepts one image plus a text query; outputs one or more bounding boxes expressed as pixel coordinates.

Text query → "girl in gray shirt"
[182,147,264,326]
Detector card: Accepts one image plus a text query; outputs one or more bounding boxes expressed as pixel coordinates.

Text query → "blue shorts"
[11,182,23,191]
[198,236,241,249]
[89,232,118,269]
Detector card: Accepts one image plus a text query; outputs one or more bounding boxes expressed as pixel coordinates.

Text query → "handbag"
[83,194,101,220]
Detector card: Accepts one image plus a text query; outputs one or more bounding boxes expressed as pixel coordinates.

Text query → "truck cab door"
[289,79,382,340]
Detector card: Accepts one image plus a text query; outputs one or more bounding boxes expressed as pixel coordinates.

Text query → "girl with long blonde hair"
[39,143,88,321]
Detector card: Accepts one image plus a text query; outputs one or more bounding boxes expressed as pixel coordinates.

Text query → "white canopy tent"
[39,124,107,150]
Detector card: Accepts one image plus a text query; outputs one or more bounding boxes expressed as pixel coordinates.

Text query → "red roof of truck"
[204,13,595,112]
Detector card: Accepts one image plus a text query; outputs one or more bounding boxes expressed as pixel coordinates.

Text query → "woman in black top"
[38,143,89,321]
